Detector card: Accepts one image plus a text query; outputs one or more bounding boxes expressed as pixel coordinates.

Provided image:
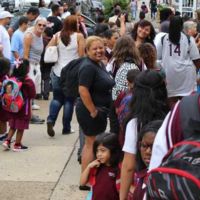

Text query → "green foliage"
[103,0,130,19]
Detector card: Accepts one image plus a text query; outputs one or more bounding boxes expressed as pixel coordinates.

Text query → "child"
[2,59,36,151]
[115,69,140,147]
[80,132,122,200]
[0,57,10,141]
[128,120,163,200]
[141,2,148,15]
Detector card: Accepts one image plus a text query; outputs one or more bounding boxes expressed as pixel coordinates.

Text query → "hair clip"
[14,59,23,69]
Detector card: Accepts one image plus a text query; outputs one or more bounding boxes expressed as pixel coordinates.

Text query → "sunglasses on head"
[38,23,46,28]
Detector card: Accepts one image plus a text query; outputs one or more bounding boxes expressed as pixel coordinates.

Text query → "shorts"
[29,62,41,94]
[9,118,29,130]
[76,101,108,136]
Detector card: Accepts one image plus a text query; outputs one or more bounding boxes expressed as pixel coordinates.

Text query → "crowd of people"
[0,1,200,199]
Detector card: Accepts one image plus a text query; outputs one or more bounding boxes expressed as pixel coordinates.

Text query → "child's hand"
[88,159,101,169]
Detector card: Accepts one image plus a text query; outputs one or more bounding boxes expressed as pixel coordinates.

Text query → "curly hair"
[131,20,156,45]
[112,35,141,74]
[138,43,157,69]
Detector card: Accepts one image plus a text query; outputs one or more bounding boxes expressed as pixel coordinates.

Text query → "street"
[0,99,87,200]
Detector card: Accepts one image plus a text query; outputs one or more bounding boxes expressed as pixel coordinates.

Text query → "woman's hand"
[90,109,98,118]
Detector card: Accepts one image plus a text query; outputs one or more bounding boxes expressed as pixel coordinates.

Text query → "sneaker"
[2,140,10,150]
[13,144,28,152]
[32,104,40,110]
[47,122,55,137]
[62,129,75,135]
[30,115,45,124]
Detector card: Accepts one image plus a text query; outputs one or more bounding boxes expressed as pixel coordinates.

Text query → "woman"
[156,16,200,107]
[76,36,115,173]
[47,15,85,137]
[23,17,47,124]
[106,35,140,134]
[131,20,156,47]
[120,70,169,200]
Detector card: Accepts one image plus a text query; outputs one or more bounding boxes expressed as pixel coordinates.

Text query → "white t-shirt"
[0,25,11,60]
[122,118,138,154]
[156,33,200,97]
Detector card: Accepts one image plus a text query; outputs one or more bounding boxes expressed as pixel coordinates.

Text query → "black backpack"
[146,136,200,200]
[60,57,86,98]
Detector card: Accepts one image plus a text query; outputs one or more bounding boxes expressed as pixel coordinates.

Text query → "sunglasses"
[38,23,46,28]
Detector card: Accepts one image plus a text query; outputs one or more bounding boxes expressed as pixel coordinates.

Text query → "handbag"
[44,34,59,63]
[44,46,58,63]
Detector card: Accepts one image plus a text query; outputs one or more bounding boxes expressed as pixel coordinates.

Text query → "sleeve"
[22,78,36,99]
[155,34,164,60]
[189,37,200,61]
[11,33,19,52]
[122,118,138,154]
[0,27,3,44]
[78,64,96,89]
[148,112,170,171]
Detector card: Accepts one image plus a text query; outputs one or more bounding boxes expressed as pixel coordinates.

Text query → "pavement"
[0,99,88,200]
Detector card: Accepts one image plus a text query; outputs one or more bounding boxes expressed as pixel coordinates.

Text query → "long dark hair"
[131,20,156,45]
[169,16,183,45]
[12,59,29,82]
[93,132,122,167]
[0,57,10,77]
[60,15,78,46]
[112,35,141,74]
[136,120,163,171]
[127,70,169,127]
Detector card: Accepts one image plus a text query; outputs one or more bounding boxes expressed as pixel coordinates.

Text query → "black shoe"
[79,185,90,191]
[62,129,75,135]
[43,96,49,100]
[35,94,43,100]
[30,116,45,124]
[47,122,55,137]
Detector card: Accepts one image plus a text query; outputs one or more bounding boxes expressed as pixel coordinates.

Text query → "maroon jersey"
[90,165,120,200]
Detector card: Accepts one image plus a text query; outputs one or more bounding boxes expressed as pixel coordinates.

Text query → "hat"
[0,11,13,19]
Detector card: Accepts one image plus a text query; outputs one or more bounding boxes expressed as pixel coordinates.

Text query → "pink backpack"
[1,77,24,113]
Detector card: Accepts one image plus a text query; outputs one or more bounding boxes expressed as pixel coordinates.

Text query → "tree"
[103,0,129,19]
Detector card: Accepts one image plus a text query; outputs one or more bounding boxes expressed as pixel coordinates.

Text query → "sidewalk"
[0,99,88,200]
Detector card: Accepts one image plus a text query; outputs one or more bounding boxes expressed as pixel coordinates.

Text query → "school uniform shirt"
[0,25,11,60]
[157,33,200,97]
[89,165,119,200]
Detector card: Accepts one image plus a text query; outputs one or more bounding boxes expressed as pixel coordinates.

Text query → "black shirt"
[47,16,63,34]
[78,57,115,107]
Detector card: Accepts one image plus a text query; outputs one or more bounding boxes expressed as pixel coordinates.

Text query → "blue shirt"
[11,29,24,64]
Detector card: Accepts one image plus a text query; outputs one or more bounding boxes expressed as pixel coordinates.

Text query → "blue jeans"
[47,72,75,133]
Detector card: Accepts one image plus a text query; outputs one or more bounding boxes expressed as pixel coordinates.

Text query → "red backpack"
[0,77,24,113]
[146,137,200,200]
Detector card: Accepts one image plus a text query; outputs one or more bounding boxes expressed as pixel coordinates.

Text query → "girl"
[80,132,122,200]
[128,120,163,199]
[120,70,169,200]
[0,57,10,140]
[2,59,36,151]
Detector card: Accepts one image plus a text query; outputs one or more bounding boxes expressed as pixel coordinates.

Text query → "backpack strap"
[161,34,166,46]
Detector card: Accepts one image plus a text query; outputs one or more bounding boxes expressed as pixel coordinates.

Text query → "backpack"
[60,57,86,98]
[146,136,200,200]
[0,77,24,113]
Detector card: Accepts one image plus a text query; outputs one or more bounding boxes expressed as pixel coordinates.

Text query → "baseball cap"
[0,11,13,19]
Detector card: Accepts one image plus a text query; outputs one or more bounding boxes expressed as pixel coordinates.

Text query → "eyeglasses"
[139,142,153,151]
[38,23,46,28]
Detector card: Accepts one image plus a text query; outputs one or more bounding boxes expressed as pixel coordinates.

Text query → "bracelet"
[90,109,98,118]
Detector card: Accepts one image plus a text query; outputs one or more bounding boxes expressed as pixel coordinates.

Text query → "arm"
[79,86,98,118]
[46,33,59,48]
[193,59,200,69]
[11,34,20,60]
[77,33,85,57]
[80,159,100,186]
[120,152,136,200]
[120,14,126,36]
[23,33,33,60]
